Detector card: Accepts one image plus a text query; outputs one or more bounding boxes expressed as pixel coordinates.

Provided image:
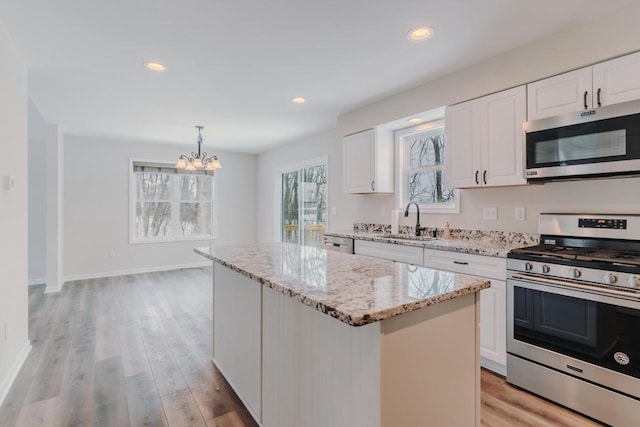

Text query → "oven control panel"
[578,218,627,229]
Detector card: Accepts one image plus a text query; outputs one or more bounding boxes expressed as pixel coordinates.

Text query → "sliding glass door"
[280,162,327,247]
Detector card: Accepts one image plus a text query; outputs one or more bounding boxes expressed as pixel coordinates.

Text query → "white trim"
[61,261,211,285]
[28,277,46,286]
[0,340,31,407]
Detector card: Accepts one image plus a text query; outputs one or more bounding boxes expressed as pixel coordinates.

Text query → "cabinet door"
[593,51,640,107]
[343,129,376,193]
[354,240,424,265]
[445,100,482,188]
[527,67,593,120]
[481,86,527,187]
[479,279,506,374]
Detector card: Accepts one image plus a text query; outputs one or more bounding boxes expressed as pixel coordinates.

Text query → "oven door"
[507,273,640,398]
[524,100,640,180]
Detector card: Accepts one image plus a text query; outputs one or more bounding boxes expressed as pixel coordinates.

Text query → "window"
[396,120,458,213]
[130,161,215,243]
[278,159,328,247]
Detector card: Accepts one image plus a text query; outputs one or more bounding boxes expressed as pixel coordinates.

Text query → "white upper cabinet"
[343,128,394,193]
[593,51,640,107]
[528,51,640,120]
[527,67,593,120]
[446,86,527,188]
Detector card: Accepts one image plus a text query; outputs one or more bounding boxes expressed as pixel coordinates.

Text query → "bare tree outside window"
[405,127,454,205]
[133,170,213,241]
[280,163,328,247]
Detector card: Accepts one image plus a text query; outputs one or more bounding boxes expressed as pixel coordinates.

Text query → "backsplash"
[353,223,539,247]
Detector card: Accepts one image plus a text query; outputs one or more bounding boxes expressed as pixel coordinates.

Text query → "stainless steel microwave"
[524,99,640,182]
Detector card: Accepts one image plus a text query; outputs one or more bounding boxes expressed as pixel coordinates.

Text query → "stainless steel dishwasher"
[322,234,354,254]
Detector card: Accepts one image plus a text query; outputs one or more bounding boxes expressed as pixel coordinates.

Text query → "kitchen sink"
[379,233,437,241]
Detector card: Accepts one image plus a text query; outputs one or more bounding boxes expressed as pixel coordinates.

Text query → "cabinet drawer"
[354,240,423,265]
[423,249,506,281]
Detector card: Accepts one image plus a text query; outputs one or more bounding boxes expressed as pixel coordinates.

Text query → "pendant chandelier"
[175,125,222,171]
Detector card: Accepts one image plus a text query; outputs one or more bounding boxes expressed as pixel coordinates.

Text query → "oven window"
[513,286,640,379]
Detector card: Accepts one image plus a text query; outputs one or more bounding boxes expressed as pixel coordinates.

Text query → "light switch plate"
[483,207,497,220]
[2,175,14,191]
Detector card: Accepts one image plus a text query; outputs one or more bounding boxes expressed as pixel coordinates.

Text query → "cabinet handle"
[483,170,487,185]
[453,260,469,265]
[597,88,602,107]
[475,170,479,185]
[371,180,375,191]
[583,91,588,109]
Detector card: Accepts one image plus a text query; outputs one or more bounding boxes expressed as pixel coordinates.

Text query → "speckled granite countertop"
[195,243,489,327]
[324,229,538,257]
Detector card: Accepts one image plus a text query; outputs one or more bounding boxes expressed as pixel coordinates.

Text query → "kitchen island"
[195,242,490,427]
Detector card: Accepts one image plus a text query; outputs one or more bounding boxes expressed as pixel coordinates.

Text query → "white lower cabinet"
[423,248,507,374]
[354,240,423,265]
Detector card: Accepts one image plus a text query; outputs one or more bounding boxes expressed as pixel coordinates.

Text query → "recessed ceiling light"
[292,97,306,104]
[145,62,166,72]
[408,117,424,124]
[408,26,434,42]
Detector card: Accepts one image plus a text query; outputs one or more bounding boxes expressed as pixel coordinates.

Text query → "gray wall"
[63,135,258,279]
[0,16,29,403]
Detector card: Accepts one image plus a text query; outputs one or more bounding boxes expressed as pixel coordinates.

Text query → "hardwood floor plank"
[24,333,71,404]
[92,356,130,427]
[206,411,244,427]
[125,371,168,427]
[57,342,96,427]
[160,388,207,427]
[13,396,60,427]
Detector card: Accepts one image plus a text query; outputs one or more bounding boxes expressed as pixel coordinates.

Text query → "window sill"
[129,235,216,245]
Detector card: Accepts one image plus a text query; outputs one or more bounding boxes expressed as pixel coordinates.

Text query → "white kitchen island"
[195,243,490,427]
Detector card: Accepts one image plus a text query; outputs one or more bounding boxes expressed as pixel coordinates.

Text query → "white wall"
[63,135,257,279]
[27,99,47,284]
[0,17,30,404]
[257,3,640,238]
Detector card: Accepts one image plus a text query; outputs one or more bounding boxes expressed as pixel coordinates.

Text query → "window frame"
[273,156,329,243]
[128,158,217,244]
[394,121,460,214]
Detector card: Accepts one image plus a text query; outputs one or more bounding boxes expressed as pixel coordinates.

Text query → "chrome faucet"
[404,202,427,236]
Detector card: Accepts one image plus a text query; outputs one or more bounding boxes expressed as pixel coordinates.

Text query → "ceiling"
[0,0,636,153]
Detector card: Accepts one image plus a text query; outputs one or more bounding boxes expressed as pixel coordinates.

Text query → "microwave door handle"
[583,91,588,109]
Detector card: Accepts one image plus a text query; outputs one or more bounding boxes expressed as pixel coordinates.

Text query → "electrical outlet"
[515,207,526,221]
[483,207,498,220]
[331,207,337,215]
[109,249,117,257]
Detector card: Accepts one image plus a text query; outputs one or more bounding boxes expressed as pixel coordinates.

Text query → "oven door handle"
[510,272,640,302]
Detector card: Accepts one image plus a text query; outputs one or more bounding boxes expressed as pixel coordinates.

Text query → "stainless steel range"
[507,213,640,427]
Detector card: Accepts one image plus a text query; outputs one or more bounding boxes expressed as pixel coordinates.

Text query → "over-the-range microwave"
[524,99,640,182]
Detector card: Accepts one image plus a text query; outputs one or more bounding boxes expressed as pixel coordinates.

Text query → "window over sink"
[395,120,459,213]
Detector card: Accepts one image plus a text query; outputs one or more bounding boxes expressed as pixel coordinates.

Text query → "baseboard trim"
[28,278,46,286]
[0,340,31,407]
[62,261,211,284]
[481,357,506,376]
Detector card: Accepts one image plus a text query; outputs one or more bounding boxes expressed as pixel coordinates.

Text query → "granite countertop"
[324,229,538,257]
[195,242,489,327]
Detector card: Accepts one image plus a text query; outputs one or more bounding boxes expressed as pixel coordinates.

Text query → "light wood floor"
[0,267,605,426]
